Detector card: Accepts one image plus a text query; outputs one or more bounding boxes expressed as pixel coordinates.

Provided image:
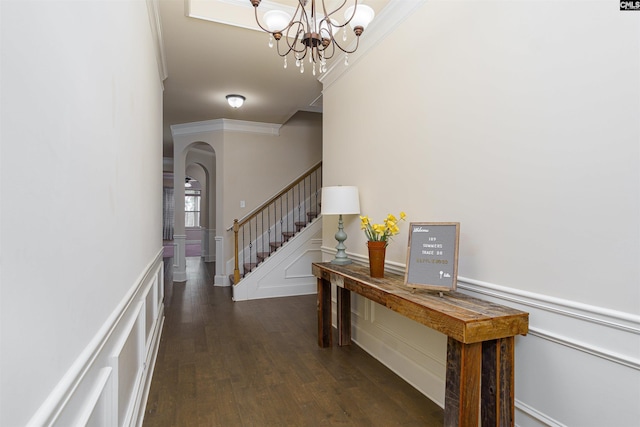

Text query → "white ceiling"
[158,0,390,157]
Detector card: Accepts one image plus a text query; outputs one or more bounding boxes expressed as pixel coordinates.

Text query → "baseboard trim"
[351,321,446,408]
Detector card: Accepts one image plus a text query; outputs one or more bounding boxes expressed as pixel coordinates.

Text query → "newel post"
[233,219,241,284]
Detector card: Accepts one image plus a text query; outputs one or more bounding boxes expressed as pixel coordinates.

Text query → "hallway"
[144,258,443,426]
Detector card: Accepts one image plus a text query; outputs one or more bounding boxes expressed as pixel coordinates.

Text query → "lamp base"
[331,257,352,265]
[332,214,352,265]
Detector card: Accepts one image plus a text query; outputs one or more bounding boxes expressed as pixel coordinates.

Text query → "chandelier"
[250,0,375,75]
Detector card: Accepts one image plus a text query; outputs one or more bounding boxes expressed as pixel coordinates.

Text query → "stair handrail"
[232,161,322,284]
[228,161,322,231]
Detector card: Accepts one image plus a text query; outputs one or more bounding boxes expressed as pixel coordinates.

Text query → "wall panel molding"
[457,276,640,370]
[27,250,165,427]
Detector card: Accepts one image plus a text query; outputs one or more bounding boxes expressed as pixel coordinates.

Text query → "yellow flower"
[360,215,370,229]
[360,211,407,244]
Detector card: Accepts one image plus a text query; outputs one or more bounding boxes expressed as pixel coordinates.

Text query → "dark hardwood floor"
[143,257,443,426]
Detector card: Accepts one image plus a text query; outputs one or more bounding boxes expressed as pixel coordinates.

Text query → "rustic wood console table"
[312,262,529,427]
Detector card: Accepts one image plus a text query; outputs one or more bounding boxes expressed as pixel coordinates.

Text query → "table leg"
[444,338,481,427]
[482,337,515,427]
[317,277,332,348]
[336,286,351,346]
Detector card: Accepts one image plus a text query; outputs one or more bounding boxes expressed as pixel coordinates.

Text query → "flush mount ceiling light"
[249,0,375,75]
[226,94,246,108]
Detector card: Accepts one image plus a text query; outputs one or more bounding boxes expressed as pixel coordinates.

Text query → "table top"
[312,262,529,344]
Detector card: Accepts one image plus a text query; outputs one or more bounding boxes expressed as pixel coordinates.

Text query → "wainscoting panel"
[322,247,640,427]
[457,276,640,427]
[27,251,165,427]
[110,301,144,426]
[78,368,113,427]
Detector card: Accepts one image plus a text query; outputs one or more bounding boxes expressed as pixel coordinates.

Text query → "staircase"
[232,211,318,282]
[230,163,323,300]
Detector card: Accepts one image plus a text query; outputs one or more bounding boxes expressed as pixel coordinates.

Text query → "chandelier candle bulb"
[345,4,375,34]
[263,10,291,34]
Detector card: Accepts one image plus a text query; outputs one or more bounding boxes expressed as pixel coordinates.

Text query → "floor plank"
[144,258,444,426]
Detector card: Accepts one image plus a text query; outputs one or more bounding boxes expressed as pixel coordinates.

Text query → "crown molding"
[188,0,297,32]
[171,118,281,137]
[146,0,169,84]
[319,0,427,90]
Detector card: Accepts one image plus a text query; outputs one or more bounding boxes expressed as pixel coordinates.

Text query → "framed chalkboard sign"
[404,222,460,292]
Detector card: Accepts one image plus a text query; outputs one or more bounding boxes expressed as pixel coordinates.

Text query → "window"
[185,189,201,227]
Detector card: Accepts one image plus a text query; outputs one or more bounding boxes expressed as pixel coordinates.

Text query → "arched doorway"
[173,141,217,282]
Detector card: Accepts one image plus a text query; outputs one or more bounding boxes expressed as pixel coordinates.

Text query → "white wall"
[0,0,164,425]
[222,112,322,228]
[321,1,639,426]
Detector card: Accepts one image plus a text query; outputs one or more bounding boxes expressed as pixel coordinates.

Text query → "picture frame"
[404,222,460,292]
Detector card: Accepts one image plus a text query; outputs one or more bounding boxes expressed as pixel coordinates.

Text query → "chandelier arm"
[297,41,309,59]
[321,19,349,33]
[297,1,311,32]
[327,33,360,55]
[315,0,357,35]
[274,38,295,58]
[270,20,305,58]
[318,37,336,60]
[252,6,275,34]
[283,21,307,52]
[274,33,308,59]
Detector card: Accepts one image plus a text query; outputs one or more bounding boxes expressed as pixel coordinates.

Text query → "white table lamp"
[321,186,361,265]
